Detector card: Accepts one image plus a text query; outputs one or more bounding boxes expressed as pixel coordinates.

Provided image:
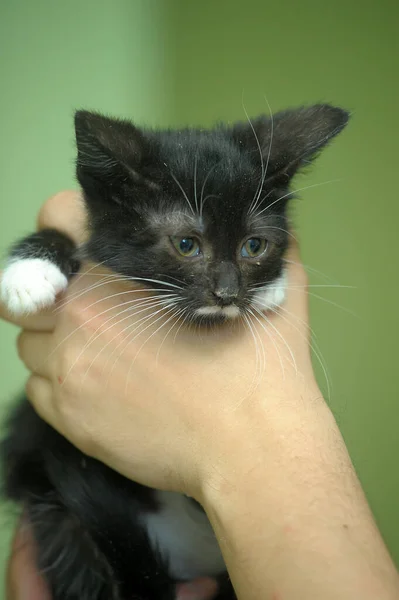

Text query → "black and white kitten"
[1,105,348,600]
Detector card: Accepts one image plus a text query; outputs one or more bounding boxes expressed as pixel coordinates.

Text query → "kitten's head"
[75,105,348,323]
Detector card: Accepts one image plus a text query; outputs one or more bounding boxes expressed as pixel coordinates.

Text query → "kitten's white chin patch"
[0,258,68,315]
[252,272,287,311]
[195,305,240,319]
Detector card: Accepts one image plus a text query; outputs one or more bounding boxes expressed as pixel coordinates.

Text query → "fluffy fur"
[1,104,349,599]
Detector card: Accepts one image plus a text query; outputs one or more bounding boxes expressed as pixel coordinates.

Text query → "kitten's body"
[1,105,348,599]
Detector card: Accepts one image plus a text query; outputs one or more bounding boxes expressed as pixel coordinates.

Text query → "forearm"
[202,384,399,600]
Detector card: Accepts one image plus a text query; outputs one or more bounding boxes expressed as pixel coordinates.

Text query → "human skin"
[3,191,399,599]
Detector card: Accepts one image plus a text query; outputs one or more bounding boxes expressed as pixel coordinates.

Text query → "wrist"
[197,377,325,505]
[198,383,399,600]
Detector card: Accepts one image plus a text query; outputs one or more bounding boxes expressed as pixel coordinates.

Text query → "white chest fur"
[141,490,225,580]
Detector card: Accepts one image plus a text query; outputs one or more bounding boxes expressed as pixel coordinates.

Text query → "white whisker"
[241,96,264,216]
[279,305,331,400]
[248,307,285,379]
[170,171,195,216]
[56,279,175,313]
[106,300,183,385]
[155,307,188,365]
[63,298,177,387]
[79,298,180,389]
[78,272,187,289]
[127,276,183,290]
[69,258,118,286]
[251,305,297,375]
[56,276,126,310]
[307,291,359,318]
[255,179,340,216]
[265,303,331,401]
[260,226,298,242]
[194,153,199,214]
[41,294,178,370]
[283,258,341,284]
[172,307,192,342]
[58,287,178,318]
[200,163,218,217]
[200,193,220,212]
[242,312,262,392]
[246,309,267,386]
[250,284,355,290]
[124,305,182,395]
[250,95,274,215]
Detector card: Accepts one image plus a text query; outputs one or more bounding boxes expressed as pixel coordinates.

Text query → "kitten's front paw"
[0,258,68,315]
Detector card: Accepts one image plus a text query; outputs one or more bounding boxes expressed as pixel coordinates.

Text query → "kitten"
[1,104,348,600]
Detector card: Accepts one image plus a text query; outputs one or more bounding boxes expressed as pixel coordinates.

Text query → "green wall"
[0,0,398,593]
[0,0,173,590]
[169,0,399,565]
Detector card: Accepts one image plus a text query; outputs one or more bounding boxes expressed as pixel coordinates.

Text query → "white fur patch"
[252,271,287,311]
[142,491,225,580]
[0,258,68,315]
[195,305,240,319]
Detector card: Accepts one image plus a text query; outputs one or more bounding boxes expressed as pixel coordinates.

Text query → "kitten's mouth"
[195,305,240,319]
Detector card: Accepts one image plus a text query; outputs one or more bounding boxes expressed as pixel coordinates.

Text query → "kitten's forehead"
[149,146,282,235]
[158,163,260,224]
[147,201,282,242]
[148,208,204,233]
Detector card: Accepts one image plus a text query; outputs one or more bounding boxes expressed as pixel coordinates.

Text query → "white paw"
[0,258,68,315]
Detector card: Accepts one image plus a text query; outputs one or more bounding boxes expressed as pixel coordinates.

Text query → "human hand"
[2,191,318,505]
[6,518,51,600]
[3,192,226,600]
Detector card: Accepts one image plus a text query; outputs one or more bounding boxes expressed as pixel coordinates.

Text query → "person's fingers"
[17,331,55,377]
[25,375,55,425]
[36,190,87,246]
[0,296,56,330]
[6,519,51,600]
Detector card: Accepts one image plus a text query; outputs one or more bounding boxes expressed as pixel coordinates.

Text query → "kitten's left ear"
[75,110,150,204]
[231,104,349,185]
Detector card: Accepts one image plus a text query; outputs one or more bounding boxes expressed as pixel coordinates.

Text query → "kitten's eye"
[241,238,267,258]
[171,236,201,257]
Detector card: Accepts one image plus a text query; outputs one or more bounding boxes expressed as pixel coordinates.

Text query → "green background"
[0,0,398,592]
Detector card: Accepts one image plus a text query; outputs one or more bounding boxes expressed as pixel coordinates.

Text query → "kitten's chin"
[191,271,287,324]
[195,305,240,320]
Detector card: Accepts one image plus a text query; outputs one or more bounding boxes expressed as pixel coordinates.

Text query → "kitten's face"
[127,165,289,322]
[75,105,348,323]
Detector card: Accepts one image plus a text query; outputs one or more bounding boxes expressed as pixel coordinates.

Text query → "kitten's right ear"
[230,104,349,187]
[74,110,148,204]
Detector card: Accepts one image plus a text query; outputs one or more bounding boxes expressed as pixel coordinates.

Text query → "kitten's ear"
[74,110,149,204]
[231,104,349,185]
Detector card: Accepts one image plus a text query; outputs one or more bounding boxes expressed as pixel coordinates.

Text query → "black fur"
[9,229,79,278]
[1,104,349,599]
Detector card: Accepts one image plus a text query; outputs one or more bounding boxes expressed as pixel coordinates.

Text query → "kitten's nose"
[213,262,240,306]
[212,289,238,306]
